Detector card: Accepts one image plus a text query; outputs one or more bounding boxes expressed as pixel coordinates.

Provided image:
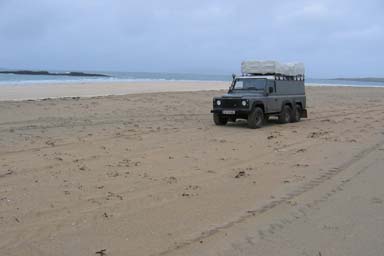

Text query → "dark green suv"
[211,74,307,129]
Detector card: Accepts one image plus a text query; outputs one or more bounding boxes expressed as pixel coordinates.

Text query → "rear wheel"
[278,105,292,124]
[291,105,301,122]
[248,107,264,129]
[213,113,228,126]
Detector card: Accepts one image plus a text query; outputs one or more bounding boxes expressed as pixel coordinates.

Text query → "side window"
[267,80,275,94]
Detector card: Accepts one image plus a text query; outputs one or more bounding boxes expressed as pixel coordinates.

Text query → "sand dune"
[1,84,384,255]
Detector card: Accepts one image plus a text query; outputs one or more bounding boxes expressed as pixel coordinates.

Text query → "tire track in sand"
[154,139,384,256]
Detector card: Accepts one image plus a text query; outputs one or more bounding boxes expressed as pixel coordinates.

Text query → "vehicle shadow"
[224,117,286,129]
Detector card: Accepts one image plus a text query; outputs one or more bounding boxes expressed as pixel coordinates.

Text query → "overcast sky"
[0,0,383,77]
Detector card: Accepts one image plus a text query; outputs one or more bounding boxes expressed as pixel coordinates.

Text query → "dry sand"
[1,83,384,256]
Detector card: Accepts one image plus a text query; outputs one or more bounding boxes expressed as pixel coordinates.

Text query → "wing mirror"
[269,87,274,94]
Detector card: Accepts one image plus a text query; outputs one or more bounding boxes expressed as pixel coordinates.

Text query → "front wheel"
[248,107,264,129]
[213,113,228,126]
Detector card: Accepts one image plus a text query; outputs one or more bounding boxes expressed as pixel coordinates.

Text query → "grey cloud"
[0,0,383,77]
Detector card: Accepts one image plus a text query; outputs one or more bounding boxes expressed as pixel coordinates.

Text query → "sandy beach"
[1,83,384,256]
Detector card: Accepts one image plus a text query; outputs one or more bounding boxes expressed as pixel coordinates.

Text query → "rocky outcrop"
[0,70,110,77]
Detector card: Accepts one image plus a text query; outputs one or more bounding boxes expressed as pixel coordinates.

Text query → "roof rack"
[242,73,305,81]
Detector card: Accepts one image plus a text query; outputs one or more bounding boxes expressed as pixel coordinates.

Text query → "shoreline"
[305,82,384,88]
[1,78,383,87]
[0,80,383,101]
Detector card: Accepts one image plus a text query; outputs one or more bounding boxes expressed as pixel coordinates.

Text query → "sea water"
[1,71,384,87]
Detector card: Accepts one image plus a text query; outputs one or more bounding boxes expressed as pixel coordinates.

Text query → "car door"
[266,80,280,113]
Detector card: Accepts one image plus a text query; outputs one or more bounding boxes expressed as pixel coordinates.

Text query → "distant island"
[333,77,384,83]
[0,70,110,77]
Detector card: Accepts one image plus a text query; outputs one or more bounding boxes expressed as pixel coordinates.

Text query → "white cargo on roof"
[241,60,305,76]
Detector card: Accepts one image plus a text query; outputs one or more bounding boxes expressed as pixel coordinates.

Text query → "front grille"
[221,98,243,108]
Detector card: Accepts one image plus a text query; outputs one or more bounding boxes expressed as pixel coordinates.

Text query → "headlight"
[241,100,247,106]
[216,100,221,106]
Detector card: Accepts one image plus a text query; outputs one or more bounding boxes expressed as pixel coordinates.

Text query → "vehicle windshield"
[233,78,266,91]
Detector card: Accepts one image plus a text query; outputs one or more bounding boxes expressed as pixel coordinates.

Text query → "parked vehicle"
[211,61,307,128]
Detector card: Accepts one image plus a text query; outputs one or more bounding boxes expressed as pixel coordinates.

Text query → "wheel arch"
[293,100,304,109]
[251,101,266,113]
[280,100,293,112]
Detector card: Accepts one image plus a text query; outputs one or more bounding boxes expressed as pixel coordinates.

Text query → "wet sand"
[1,84,384,256]
[0,81,227,101]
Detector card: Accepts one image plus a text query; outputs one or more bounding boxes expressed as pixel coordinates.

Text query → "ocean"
[1,71,384,87]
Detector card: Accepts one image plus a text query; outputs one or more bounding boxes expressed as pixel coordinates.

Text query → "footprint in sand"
[106,171,119,178]
[371,197,383,204]
[294,163,309,168]
[182,185,201,197]
[45,140,56,147]
[235,171,249,178]
[164,176,177,184]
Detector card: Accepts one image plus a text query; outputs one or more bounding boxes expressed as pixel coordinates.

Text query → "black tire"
[278,105,292,124]
[291,105,301,123]
[248,107,264,129]
[213,113,228,126]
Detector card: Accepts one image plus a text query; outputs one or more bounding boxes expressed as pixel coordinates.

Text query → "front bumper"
[211,108,251,115]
